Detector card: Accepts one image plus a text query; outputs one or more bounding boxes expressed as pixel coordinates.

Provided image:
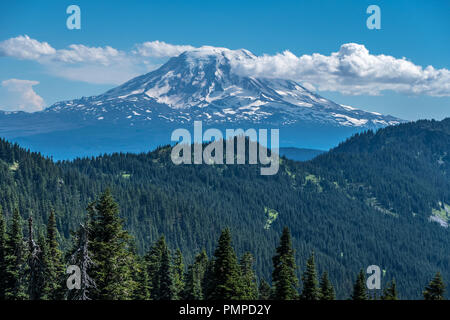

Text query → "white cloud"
[230,43,450,97]
[1,79,45,112]
[0,35,55,60]
[133,40,196,58]
[0,36,448,96]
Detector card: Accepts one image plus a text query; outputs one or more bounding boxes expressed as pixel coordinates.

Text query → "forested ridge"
[0,118,449,299]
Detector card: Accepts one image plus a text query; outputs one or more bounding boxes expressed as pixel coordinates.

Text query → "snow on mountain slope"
[44,46,402,128]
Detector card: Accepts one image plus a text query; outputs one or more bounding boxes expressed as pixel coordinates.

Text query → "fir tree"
[300,252,319,300]
[423,272,446,300]
[4,208,27,300]
[209,228,243,300]
[145,235,166,299]
[42,210,64,300]
[239,252,258,299]
[258,279,272,300]
[158,240,173,300]
[171,248,184,300]
[381,279,398,300]
[184,249,208,300]
[319,271,335,300]
[351,269,368,300]
[132,255,150,300]
[0,207,7,300]
[271,227,298,300]
[88,191,136,300]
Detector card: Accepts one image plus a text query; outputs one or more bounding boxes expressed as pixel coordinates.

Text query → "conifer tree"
[381,279,398,300]
[209,228,242,300]
[319,271,335,300]
[4,208,27,300]
[271,227,298,300]
[0,207,7,300]
[42,210,64,300]
[158,240,173,300]
[145,235,166,299]
[239,252,258,300]
[171,248,184,300]
[300,252,319,300]
[132,256,150,300]
[423,272,446,300]
[88,191,136,300]
[258,279,272,300]
[26,216,44,300]
[184,249,208,300]
[351,269,368,300]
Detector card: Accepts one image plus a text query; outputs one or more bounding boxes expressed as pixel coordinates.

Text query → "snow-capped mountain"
[0,46,403,159]
[46,46,400,127]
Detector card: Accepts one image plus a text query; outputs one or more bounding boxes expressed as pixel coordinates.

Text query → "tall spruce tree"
[42,210,64,300]
[145,235,166,299]
[351,269,368,300]
[300,252,319,300]
[209,228,243,300]
[271,227,298,300]
[0,207,7,300]
[4,208,27,300]
[319,271,335,300]
[171,248,184,300]
[183,249,208,300]
[381,279,398,300]
[88,190,137,300]
[239,252,258,300]
[158,240,173,300]
[423,272,446,300]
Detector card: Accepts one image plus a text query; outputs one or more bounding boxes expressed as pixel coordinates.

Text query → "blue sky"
[0,0,448,120]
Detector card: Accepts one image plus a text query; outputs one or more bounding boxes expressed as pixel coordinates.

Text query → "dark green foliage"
[0,118,449,298]
[0,207,6,300]
[258,279,272,300]
[381,279,398,300]
[272,227,298,300]
[351,270,368,300]
[4,208,27,300]
[423,272,446,300]
[145,235,166,299]
[319,272,335,300]
[239,252,258,299]
[158,241,173,300]
[300,252,319,300]
[184,249,209,300]
[88,190,137,300]
[172,248,184,300]
[209,228,243,300]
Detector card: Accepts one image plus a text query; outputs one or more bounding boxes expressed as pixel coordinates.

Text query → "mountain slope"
[0,118,448,298]
[0,47,402,159]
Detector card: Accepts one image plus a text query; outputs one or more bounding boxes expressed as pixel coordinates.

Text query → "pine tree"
[300,252,320,300]
[258,279,272,300]
[239,252,258,299]
[0,207,7,300]
[271,227,298,300]
[158,240,173,300]
[351,269,368,300]
[209,228,243,300]
[132,255,150,300]
[381,279,398,300]
[4,208,27,300]
[184,249,208,300]
[88,191,137,300]
[145,235,166,299]
[171,248,184,300]
[319,271,335,300]
[423,272,446,300]
[42,210,64,300]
